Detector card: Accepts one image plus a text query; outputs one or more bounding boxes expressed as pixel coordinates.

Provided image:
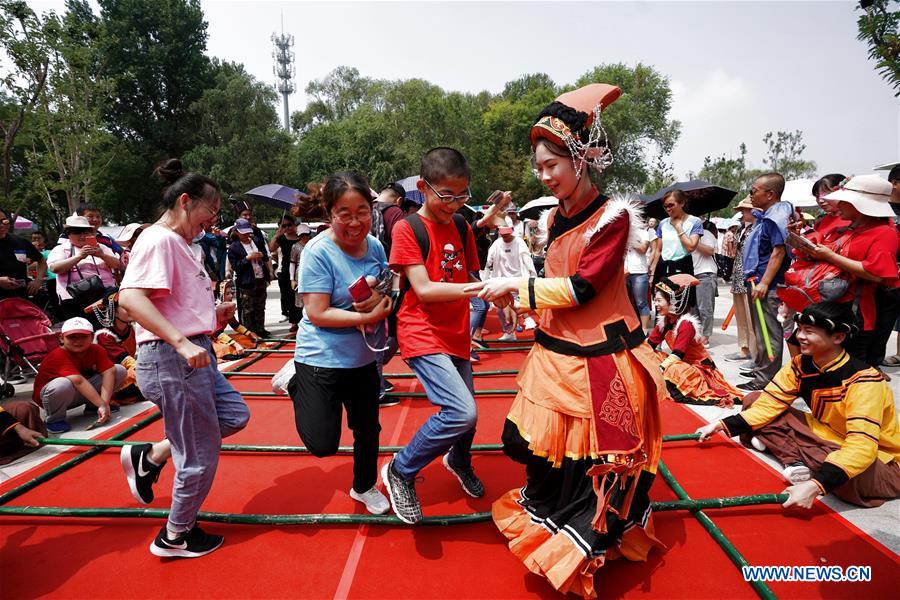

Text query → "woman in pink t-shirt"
[118,158,250,559]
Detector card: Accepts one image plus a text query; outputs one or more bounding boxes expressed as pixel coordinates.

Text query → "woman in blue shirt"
[291,172,393,515]
[650,190,702,285]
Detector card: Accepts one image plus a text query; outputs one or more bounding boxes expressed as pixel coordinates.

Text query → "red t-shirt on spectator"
[839,221,900,330]
[389,215,480,360]
[33,345,114,403]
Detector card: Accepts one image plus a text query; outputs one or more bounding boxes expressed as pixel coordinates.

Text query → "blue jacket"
[228,238,271,289]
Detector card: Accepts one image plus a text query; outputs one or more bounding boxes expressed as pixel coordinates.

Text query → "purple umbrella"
[245,184,307,211]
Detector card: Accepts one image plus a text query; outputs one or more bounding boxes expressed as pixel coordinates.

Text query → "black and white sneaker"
[442,453,485,498]
[120,443,165,505]
[381,458,422,524]
[150,525,224,558]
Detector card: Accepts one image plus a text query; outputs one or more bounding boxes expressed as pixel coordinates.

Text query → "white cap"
[61,317,94,336]
[297,224,311,235]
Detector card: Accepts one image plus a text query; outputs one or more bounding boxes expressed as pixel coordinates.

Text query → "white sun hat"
[823,174,894,218]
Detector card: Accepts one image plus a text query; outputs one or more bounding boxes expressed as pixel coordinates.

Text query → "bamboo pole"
[658,460,777,600]
[749,281,775,360]
[223,369,521,379]
[0,492,787,525]
[34,434,701,454]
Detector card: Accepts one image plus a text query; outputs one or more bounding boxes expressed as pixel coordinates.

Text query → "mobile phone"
[486,190,504,206]
[787,231,816,251]
[348,275,373,302]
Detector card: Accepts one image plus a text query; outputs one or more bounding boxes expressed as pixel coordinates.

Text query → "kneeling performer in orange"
[650,274,742,407]
[471,83,666,598]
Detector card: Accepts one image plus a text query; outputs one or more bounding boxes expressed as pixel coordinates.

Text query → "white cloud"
[668,70,759,177]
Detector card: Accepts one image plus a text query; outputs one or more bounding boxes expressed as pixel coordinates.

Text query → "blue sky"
[28,0,900,182]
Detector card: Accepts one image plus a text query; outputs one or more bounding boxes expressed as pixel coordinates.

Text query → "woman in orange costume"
[651,274,742,407]
[471,84,666,598]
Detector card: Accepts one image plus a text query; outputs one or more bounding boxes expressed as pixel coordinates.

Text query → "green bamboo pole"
[0,411,163,507]
[223,369,521,379]
[247,347,532,355]
[749,282,775,361]
[0,492,788,525]
[35,434,701,454]
[0,339,287,508]
[658,460,777,600]
[256,337,535,345]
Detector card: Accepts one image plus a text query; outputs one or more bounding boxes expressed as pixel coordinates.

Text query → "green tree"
[761,130,817,180]
[857,0,900,95]
[0,0,50,206]
[575,63,681,194]
[183,61,293,196]
[27,1,118,214]
[98,0,212,156]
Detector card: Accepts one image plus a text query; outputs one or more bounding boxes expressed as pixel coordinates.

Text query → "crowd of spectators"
[0,161,898,522]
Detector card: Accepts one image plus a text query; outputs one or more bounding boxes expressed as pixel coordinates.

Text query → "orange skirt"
[493,344,665,599]
[656,351,742,407]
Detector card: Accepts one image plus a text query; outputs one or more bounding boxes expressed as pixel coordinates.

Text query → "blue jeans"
[469,296,488,335]
[628,273,651,317]
[392,353,476,480]
[136,335,250,533]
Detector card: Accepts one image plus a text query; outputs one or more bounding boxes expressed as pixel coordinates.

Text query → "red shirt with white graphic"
[389,216,480,360]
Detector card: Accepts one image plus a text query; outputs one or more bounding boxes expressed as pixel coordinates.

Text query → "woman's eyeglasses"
[332,210,372,225]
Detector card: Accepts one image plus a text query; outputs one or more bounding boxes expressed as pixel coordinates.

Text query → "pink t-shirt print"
[120,224,216,344]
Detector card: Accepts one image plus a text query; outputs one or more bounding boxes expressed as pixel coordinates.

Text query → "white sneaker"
[750,437,767,452]
[782,464,811,484]
[498,332,517,342]
[350,486,390,515]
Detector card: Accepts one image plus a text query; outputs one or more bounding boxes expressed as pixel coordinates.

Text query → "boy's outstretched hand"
[467,278,518,302]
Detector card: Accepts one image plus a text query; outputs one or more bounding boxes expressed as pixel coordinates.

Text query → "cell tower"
[271,19,295,132]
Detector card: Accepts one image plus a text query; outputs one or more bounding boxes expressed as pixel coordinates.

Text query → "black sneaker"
[737,380,768,392]
[381,458,422,524]
[383,380,394,393]
[442,453,485,498]
[378,394,400,408]
[472,338,489,349]
[150,525,224,558]
[120,443,166,505]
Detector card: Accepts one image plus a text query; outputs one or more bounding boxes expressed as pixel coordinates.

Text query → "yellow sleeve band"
[518,277,575,310]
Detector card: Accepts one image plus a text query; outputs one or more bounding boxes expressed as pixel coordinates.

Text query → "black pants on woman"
[652,254,697,310]
[277,273,301,324]
[652,254,694,286]
[289,360,381,493]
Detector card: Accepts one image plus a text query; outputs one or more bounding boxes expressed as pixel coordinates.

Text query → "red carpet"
[1,331,898,598]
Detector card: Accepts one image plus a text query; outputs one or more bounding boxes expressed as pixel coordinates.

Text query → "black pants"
[290,361,381,493]
[652,254,694,286]
[652,254,697,309]
[277,274,301,324]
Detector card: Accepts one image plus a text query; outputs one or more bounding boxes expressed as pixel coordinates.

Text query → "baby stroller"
[0,298,59,398]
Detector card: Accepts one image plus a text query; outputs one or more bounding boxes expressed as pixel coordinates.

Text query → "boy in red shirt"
[34,317,125,433]
[382,147,509,524]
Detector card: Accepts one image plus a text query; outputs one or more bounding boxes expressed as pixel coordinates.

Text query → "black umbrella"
[245,184,307,211]
[638,180,737,221]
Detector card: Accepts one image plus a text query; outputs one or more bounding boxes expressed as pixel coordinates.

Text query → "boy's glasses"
[422,179,471,204]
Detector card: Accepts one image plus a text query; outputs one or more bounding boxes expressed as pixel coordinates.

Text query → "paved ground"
[3,280,898,552]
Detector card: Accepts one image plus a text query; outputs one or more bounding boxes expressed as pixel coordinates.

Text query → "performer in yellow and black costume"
[472,84,666,598]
